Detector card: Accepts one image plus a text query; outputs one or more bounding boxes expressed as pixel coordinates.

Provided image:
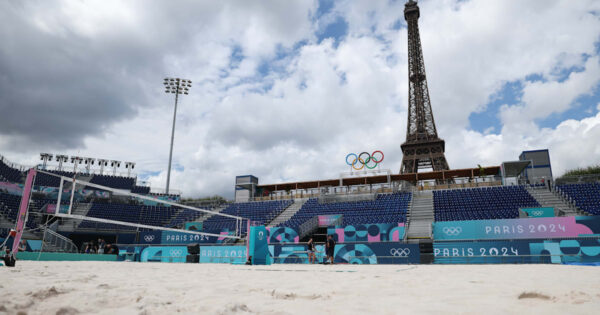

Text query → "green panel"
[16,252,118,261]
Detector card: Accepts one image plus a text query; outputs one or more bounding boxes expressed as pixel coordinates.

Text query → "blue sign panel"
[200,246,246,264]
[161,231,215,244]
[139,231,162,245]
[333,243,420,264]
[434,241,530,264]
[433,216,600,241]
[522,207,554,218]
[140,246,188,263]
[434,238,600,264]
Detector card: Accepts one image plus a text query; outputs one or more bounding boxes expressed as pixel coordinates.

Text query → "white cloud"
[1,0,600,198]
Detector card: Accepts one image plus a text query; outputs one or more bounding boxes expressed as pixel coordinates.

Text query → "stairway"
[525,186,582,216]
[267,198,308,227]
[406,190,434,241]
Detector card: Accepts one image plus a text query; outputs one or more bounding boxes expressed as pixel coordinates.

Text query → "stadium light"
[125,162,135,177]
[97,159,109,175]
[40,153,53,170]
[83,157,95,173]
[110,160,121,175]
[55,155,69,171]
[163,77,192,194]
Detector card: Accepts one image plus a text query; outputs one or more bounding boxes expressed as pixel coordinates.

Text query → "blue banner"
[432,216,600,241]
[140,246,188,263]
[434,241,530,264]
[140,231,162,245]
[333,243,420,264]
[161,231,217,244]
[185,222,203,231]
[522,207,554,218]
[434,238,600,264]
[249,226,269,265]
[200,246,246,264]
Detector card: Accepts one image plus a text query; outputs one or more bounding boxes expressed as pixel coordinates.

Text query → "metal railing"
[42,228,78,253]
[298,216,319,240]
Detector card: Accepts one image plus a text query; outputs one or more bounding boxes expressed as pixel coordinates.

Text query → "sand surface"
[1,262,600,314]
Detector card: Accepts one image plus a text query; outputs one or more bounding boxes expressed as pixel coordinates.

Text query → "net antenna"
[39,169,245,240]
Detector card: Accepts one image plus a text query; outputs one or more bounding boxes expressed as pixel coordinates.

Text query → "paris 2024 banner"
[433,216,600,241]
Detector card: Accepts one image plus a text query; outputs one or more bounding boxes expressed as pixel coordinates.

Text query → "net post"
[67,178,76,215]
[56,177,63,215]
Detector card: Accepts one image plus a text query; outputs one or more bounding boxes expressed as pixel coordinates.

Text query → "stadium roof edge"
[257,166,501,191]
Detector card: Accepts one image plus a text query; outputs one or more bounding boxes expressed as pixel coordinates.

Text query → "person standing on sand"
[326,235,335,264]
[307,238,316,264]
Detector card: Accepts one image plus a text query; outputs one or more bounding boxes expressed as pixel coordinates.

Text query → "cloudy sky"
[1,0,599,198]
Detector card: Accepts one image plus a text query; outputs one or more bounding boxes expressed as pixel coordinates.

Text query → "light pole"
[163,77,192,194]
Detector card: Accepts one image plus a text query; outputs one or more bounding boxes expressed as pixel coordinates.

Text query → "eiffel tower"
[400,0,450,174]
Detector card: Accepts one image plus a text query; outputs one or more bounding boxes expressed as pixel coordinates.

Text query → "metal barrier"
[41,228,78,253]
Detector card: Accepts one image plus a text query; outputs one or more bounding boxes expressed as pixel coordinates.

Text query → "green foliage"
[561,165,600,177]
[181,195,226,203]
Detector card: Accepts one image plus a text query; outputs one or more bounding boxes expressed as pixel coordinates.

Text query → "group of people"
[306,235,336,264]
[82,238,118,255]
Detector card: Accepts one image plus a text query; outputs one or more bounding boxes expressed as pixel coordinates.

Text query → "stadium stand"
[78,203,180,230]
[202,200,293,233]
[0,159,23,182]
[557,183,600,215]
[278,192,411,229]
[433,186,540,221]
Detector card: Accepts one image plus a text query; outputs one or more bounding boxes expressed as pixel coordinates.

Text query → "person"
[307,238,316,264]
[97,238,106,254]
[18,239,27,252]
[2,247,16,267]
[326,235,336,264]
[105,243,119,255]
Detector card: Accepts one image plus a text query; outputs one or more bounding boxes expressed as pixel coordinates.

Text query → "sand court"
[1,262,600,314]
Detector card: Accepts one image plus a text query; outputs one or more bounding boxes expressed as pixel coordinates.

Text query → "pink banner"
[11,168,36,256]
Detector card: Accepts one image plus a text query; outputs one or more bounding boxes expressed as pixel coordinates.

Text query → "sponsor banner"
[318,215,342,227]
[434,241,530,264]
[333,242,420,264]
[185,222,203,231]
[522,207,554,218]
[434,238,600,264]
[140,246,188,263]
[139,231,162,245]
[161,231,216,244]
[269,244,310,264]
[46,204,69,214]
[328,223,405,243]
[266,226,299,244]
[200,246,247,264]
[433,216,600,240]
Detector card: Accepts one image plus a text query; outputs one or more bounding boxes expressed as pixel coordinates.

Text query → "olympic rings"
[345,151,384,170]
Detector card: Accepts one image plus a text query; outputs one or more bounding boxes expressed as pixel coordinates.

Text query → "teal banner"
[249,226,269,265]
[522,207,554,218]
[200,246,246,264]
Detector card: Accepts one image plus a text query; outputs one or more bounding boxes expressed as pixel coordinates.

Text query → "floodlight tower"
[83,157,95,173]
[40,153,53,170]
[110,160,121,175]
[97,159,108,175]
[163,77,192,194]
[124,162,135,177]
[70,156,83,173]
[55,155,69,171]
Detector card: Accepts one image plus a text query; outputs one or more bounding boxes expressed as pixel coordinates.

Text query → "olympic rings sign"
[389,248,411,257]
[442,227,462,236]
[345,151,384,170]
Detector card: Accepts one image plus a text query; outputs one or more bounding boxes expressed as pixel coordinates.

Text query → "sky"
[0,0,599,198]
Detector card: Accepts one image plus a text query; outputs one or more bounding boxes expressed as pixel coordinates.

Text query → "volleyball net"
[36,169,245,240]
